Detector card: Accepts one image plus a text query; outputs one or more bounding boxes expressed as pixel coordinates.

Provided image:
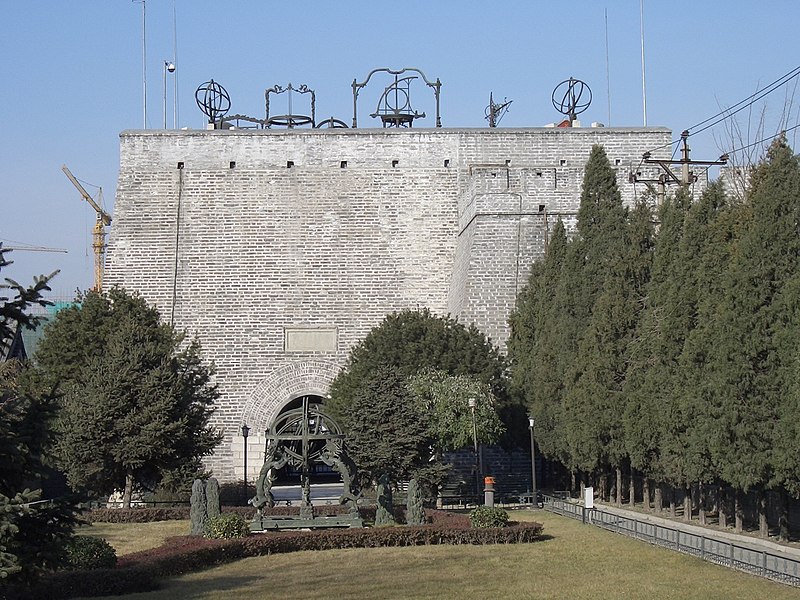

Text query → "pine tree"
[0,246,78,585]
[38,289,222,507]
[338,365,436,488]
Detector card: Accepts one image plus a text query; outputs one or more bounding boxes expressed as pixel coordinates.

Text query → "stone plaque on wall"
[284,327,338,352]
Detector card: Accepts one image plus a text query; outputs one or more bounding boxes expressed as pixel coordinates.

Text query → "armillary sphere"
[552,77,592,122]
[195,79,231,123]
[315,117,349,128]
[269,399,344,465]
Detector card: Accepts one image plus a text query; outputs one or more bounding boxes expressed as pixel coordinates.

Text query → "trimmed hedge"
[62,536,117,570]
[84,504,355,523]
[205,513,250,539]
[14,510,542,599]
[469,506,510,528]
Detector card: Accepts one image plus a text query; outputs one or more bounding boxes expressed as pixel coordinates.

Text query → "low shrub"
[21,510,542,599]
[205,513,250,539]
[63,535,117,570]
[84,504,354,523]
[469,506,509,528]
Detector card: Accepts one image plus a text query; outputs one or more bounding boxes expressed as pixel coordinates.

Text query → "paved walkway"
[588,500,800,562]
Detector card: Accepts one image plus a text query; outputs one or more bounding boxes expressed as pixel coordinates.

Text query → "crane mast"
[61,165,112,292]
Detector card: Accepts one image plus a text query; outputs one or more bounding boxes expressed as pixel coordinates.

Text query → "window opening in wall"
[538,204,546,213]
[177,162,184,169]
[340,160,347,168]
[560,159,567,166]
[287,161,294,168]
[615,159,621,165]
[391,160,399,168]
[444,159,450,168]
[229,161,236,169]
[536,171,542,177]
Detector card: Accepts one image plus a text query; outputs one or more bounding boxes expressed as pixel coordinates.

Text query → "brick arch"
[241,360,342,432]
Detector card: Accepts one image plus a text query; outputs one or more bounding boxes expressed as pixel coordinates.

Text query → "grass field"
[81,511,800,600]
[79,520,190,556]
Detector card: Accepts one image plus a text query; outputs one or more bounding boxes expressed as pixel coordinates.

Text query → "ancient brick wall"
[106,126,671,479]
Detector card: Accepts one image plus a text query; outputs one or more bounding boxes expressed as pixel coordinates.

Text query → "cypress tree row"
[511,137,800,536]
[709,138,800,534]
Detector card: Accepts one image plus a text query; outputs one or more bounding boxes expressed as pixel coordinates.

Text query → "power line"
[643,65,800,155]
[686,65,800,134]
[723,122,800,156]
[687,67,800,138]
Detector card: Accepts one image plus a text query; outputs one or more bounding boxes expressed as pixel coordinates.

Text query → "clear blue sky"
[2,0,799,296]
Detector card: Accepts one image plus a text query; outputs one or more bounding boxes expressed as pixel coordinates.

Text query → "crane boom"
[61,165,112,225]
[62,165,112,291]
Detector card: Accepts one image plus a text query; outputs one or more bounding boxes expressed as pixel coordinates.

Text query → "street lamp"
[241,423,250,498]
[529,416,537,506]
[468,398,481,498]
[163,60,176,129]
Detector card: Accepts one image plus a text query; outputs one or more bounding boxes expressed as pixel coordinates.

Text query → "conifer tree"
[622,194,681,477]
[0,246,78,585]
[672,182,736,520]
[36,289,222,508]
[709,137,800,534]
[562,146,631,488]
[508,221,572,467]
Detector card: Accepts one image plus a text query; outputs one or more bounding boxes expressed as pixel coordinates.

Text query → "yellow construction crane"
[61,165,112,292]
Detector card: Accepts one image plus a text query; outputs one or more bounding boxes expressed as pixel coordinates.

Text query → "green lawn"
[81,511,799,600]
[78,520,190,556]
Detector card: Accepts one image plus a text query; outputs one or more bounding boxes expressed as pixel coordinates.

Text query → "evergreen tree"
[36,289,222,507]
[338,365,436,488]
[562,146,632,482]
[625,191,692,489]
[327,308,517,442]
[0,246,78,586]
[509,221,574,468]
[709,138,800,531]
[672,182,737,515]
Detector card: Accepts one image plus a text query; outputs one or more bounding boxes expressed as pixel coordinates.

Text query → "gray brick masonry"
[106,126,673,480]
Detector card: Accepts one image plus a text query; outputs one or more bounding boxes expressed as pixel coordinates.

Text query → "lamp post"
[241,423,250,498]
[529,416,537,505]
[163,60,176,129]
[468,398,481,498]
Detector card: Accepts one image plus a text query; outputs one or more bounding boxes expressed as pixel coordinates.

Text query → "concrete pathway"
[591,500,800,562]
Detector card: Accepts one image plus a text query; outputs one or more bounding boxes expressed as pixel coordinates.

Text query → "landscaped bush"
[205,513,250,539]
[62,535,117,570]
[18,509,542,599]
[84,504,354,523]
[469,506,509,528]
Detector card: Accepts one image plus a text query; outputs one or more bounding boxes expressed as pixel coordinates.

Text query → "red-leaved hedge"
[7,510,542,600]
[84,504,356,523]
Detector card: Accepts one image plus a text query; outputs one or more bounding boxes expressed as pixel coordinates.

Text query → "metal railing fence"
[541,494,800,587]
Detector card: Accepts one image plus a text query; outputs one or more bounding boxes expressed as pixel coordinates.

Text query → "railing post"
[582,506,586,524]
[676,530,681,552]
[701,536,705,560]
[762,551,767,577]
[730,543,734,566]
